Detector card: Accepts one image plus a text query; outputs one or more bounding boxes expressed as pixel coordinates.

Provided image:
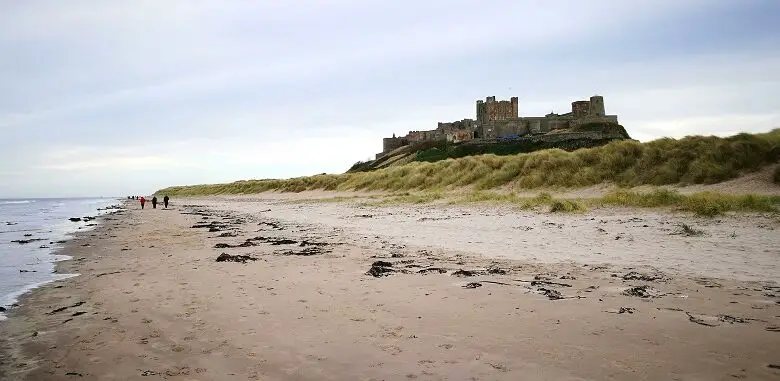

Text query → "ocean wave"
[0,200,35,205]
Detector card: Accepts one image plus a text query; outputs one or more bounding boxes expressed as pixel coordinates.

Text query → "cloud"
[0,0,778,197]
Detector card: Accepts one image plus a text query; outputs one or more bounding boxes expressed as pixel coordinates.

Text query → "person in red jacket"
[140,196,146,209]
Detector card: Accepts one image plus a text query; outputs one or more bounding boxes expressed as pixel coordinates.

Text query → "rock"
[606,307,636,314]
[418,267,448,275]
[215,253,257,263]
[463,282,482,289]
[269,239,297,246]
[366,261,395,277]
[487,267,507,275]
[0,306,6,312]
[622,285,658,298]
[621,271,667,282]
[279,247,329,256]
[236,240,255,248]
[451,269,479,277]
[68,217,82,222]
[298,240,330,247]
[11,238,45,244]
[538,288,564,300]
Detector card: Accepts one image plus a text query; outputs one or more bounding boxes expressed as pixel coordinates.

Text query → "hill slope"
[156,129,780,197]
[349,122,631,173]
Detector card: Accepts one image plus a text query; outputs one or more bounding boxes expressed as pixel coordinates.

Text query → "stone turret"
[588,95,605,117]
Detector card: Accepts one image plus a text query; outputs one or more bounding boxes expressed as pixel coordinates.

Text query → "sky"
[1,0,779,198]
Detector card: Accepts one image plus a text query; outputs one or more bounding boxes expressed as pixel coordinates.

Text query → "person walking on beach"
[163,195,170,209]
[140,196,146,209]
[151,196,158,209]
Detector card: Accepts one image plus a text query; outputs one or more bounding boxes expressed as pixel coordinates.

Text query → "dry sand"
[1,196,779,380]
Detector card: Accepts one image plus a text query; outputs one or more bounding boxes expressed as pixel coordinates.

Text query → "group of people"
[129,195,170,209]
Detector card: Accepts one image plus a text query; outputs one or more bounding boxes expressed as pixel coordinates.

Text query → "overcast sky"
[1,0,779,198]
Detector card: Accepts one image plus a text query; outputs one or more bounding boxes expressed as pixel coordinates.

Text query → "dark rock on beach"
[215,253,257,263]
[366,261,396,277]
[11,238,45,244]
[538,288,564,300]
[622,285,657,298]
[621,271,667,282]
[279,247,330,256]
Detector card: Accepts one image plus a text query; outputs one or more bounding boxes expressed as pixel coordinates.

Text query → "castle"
[377,95,619,159]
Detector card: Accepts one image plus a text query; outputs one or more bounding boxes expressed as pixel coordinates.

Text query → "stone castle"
[377,95,619,159]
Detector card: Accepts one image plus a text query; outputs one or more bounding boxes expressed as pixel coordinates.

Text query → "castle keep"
[378,95,618,159]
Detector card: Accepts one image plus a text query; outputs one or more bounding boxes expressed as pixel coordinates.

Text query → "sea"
[0,197,122,320]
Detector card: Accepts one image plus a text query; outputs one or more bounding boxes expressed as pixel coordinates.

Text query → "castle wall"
[570,114,619,127]
[447,129,473,143]
[476,96,518,123]
[571,101,590,118]
[383,137,406,153]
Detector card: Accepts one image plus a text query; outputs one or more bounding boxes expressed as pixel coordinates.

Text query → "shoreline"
[1,197,778,380]
[0,199,125,317]
[0,201,128,377]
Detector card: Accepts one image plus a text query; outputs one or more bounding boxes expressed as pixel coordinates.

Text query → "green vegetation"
[774,165,780,185]
[596,189,780,217]
[444,191,587,213]
[440,189,779,216]
[157,129,780,198]
[676,223,706,237]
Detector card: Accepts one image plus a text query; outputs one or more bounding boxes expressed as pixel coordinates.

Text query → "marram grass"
[157,129,780,197]
[401,189,779,216]
[276,188,779,217]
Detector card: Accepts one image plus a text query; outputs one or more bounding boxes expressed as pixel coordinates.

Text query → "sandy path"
[1,199,779,380]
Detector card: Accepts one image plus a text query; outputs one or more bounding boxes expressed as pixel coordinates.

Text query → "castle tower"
[510,97,519,117]
[571,100,590,118]
[476,99,485,123]
[588,95,605,117]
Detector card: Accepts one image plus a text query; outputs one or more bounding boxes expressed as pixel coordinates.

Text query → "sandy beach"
[1,195,779,380]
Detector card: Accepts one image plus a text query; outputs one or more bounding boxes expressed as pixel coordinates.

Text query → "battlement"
[477,96,519,124]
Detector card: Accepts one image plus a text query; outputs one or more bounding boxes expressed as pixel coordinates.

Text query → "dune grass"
[774,165,780,184]
[157,129,780,198]
[405,189,779,216]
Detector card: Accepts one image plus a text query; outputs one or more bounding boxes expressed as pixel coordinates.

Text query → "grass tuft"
[549,199,588,213]
[677,223,706,237]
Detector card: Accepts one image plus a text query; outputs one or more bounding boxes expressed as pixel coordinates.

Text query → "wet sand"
[1,196,779,380]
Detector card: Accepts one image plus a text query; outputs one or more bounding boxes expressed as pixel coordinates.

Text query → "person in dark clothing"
[163,195,170,209]
[151,196,158,209]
